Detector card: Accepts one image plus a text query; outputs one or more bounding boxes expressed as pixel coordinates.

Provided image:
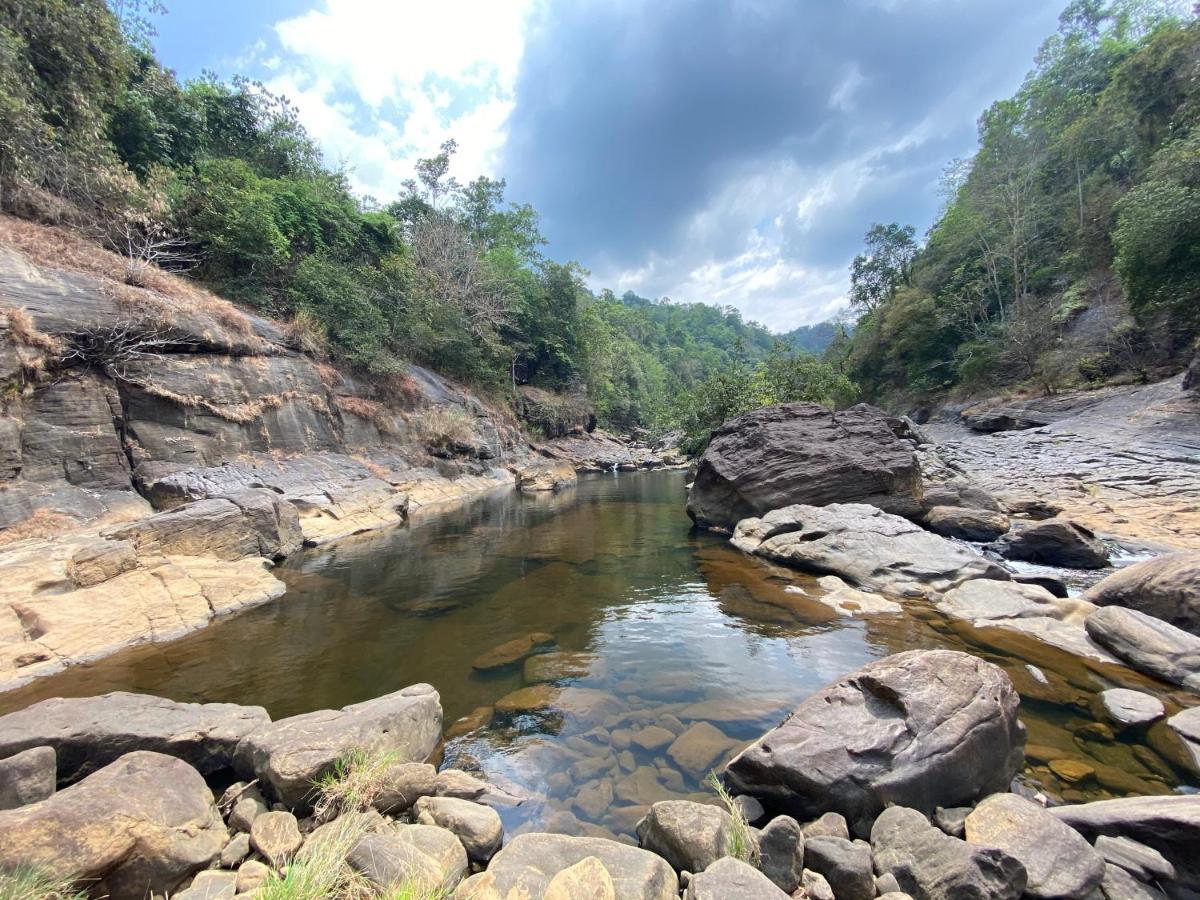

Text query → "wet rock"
[733,504,1010,598]
[1085,607,1200,691]
[631,725,675,752]
[453,832,678,899]
[1094,835,1175,883]
[1099,863,1168,900]
[812,574,902,616]
[0,745,55,809]
[725,650,1024,831]
[1049,758,1096,783]
[175,869,237,899]
[757,814,804,892]
[686,402,922,532]
[446,705,494,738]
[524,651,602,683]
[494,686,621,725]
[635,800,731,873]
[675,697,789,725]
[0,751,226,897]
[684,856,789,899]
[871,805,1027,900]
[923,506,1010,542]
[250,810,302,867]
[1050,795,1200,890]
[472,632,556,671]
[615,766,677,806]
[1093,689,1166,731]
[801,811,850,840]
[219,831,250,867]
[414,795,504,862]
[544,856,617,900]
[803,835,874,900]
[1085,551,1200,635]
[0,691,269,786]
[965,792,1105,899]
[347,824,468,894]
[992,518,1109,569]
[1147,719,1200,776]
[233,683,441,809]
[666,722,736,779]
[375,761,437,813]
[573,779,615,820]
[1166,706,1200,772]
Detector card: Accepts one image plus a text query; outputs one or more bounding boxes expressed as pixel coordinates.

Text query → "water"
[1,471,1194,839]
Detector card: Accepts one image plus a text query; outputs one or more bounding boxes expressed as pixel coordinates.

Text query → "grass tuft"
[311,748,403,823]
[706,770,759,865]
[0,865,87,900]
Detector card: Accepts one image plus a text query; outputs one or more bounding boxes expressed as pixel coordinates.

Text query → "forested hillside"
[839,1,1200,407]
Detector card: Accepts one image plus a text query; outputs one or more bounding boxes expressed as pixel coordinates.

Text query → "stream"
[2,471,1195,840]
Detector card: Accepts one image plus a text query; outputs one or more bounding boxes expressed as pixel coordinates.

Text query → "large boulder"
[991,518,1109,569]
[732,504,1010,599]
[725,650,1024,833]
[0,751,226,898]
[1085,607,1200,691]
[347,823,469,895]
[686,403,922,531]
[635,800,732,873]
[233,684,441,809]
[922,506,1010,542]
[1085,552,1200,635]
[871,805,1027,900]
[0,692,269,786]
[1050,796,1200,891]
[453,833,678,899]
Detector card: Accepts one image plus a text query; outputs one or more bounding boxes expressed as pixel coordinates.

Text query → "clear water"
[2,471,1194,840]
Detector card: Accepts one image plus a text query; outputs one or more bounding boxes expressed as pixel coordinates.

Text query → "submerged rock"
[1085,607,1200,691]
[1085,551,1200,635]
[991,518,1109,569]
[725,650,1024,833]
[473,632,556,671]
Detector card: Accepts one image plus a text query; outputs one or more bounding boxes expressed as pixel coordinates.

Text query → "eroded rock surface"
[1085,552,1200,635]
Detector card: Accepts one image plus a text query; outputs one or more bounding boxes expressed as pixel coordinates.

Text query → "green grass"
[311,747,403,822]
[706,770,759,865]
[0,866,87,900]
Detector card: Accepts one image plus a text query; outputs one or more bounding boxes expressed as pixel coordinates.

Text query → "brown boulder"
[1085,552,1200,635]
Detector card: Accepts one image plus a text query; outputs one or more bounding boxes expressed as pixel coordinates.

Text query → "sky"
[150,0,1064,332]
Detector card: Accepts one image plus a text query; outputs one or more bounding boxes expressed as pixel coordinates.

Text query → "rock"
[446,705,494,739]
[923,506,1010,542]
[733,794,765,825]
[803,835,874,900]
[573,779,615,819]
[631,725,675,752]
[1049,758,1096,783]
[453,832,678,899]
[1085,552,1200,635]
[219,831,251,867]
[524,651,602,683]
[992,518,1109,569]
[964,793,1105,899]
[472,632,556,671]
[757,814,804,892]
[876,872,903,895]
[666,722,735,779]
[871,805,1027,900]
[229,792,268,832]
[1085,607,1200,691]
[66,538,138,586]
[1014,574,1070,597]
[813,574,903,616]
[0,691,269,786]
[516,460,578,493]
[0,751,226,897]
[175,869,238,899]
[725,650,1024,832]
[1099,863,1168,900]
[933,806,970,839]
[494,686,621,725]
[236,859,271,894]
[937,578,1093,624]
[1167,706,1200,743]
[1050,795,1200,890]
[801,868,836,900]
[233,683,441,809]
[732,504,1010,598]
[545,856,617,900]
[686,402,923,532]
[684,856,789,899]
[347,824,468,894]
[801,812,849,840]
[1094,835,1175,883]
[414,795,504,862]
[374,761,437,813]
[250,810,303,867]
[1093,689,1165,731]
[0,745,55,809]
[635,800,731,873]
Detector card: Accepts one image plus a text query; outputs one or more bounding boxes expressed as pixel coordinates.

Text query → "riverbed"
[2,471,1195,840]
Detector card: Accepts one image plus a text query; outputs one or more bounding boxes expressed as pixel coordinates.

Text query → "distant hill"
[781,320,844,354]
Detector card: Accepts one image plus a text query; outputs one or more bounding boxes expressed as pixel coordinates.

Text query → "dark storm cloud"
[501,0,1061,322]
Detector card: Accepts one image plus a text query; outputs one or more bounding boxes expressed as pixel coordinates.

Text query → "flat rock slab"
[1093,689,1166,730]
[473,633,555,671]
[0,691,269,786]
[1085,607,1200,691]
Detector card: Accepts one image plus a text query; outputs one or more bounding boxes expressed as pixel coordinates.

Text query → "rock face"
[922,506,1010,542]
[871,806,1027,900]
[233,684,441,808]
[992,518,1110,569]
[0,745,55,809]
[0,751,226,897]
[964,793,1105,899]
[686,403,923,531]
[0,692,269,785]
[732,504,1010,598]
[1085,552,1200,635]
[635,800,732,873]
[1085,606,1200,691]
[725,650,1024,832]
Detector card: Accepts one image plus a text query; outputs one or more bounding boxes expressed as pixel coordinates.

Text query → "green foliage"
[0,865,86,900]
[706,771,760,866]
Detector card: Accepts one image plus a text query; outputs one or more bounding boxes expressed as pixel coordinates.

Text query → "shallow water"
[3,471,1196,839]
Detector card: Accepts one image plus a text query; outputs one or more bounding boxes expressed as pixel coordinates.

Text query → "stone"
[937,578,1094,625]
[573,779,615,820]
[1099,863,1168,900]
[666,722,735,779]
[631,725,675,752]
[803,836,875,900]
[66,538,138,587]
[686,402,923,531]
[494,685,622,725]
[414,795,504,862]
[1050,796,1200,890]
[965,793,1105,899]
[1093,689,1166,731]
[933,806,970,838]
[733,794,765,825]
[1085,551,1200,635]
[725,650,1024,832]
[684,856,789,899]
[635,800,732,873]
[0,691,270,786]
[472,632,556,671]
[229,794,267,832]
[236,859,271,894]
[733,504,1010,598]
[757,814,804,893]
[1049,758,1096,783]
[445,705,494,739]
[375,761,437,813]
[801,868,835,900]
[524,651,602,683]
[517,460,578,493]
[992,518,1109,569]
[1085,607,1200,691]
[0,751,226,898]
[219,831,251,867]
[1094,836,1175,883]
[871,805,1027,900]
[250,810,303,867]
[175,869,238,899]
[813,574,902,616]
[923,505,1010,542]
[544,855,617,900]
[233,683,441,809]
[347,824,468,895]
[801,812,849,840]
[0,745,55,809]
[452,832,678,899]
[876,872,903,895]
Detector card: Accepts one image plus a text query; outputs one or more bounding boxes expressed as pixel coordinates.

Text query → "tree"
[848,223,917,316]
